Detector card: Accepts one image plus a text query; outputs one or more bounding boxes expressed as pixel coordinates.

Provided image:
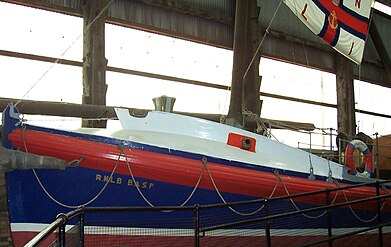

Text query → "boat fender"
[344,139,373,178]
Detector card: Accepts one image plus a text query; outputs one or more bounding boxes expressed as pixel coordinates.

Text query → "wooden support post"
[0,173,13,247]
[227,0,261,128]
[242,0,261,131]
[82,0,109,128]
[226,0,249,127]
[243,0,261,114]
[336,54,356,138]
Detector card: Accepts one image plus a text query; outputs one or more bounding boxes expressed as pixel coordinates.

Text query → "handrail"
[23,179,391,247]
[81,180,391,213]
[300,221,391,247]
[200,193,391,233]
[23,209,85,247]
[24,215,66,247]
[84,205,195,213]
[196,179,391,210]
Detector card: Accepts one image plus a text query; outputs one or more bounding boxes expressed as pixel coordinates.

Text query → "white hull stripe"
[10,223,391,237]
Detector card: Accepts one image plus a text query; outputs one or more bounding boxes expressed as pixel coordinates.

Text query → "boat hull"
[3,109,391,246]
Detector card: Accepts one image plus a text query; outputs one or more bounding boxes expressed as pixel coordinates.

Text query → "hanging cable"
[201,156,279,216]
[334,180,385,223]
[121,144,205,208]
[275,170,340,219]
[15,0,114,107]
[243,0,284,82]
[21,125,119,208]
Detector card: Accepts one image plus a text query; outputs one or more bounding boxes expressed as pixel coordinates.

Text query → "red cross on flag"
[283,0,373,64]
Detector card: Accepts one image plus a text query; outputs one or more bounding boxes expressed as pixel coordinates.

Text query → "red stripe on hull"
[269,234,391,247]
[7,128,391,211]
[11,232,58,247]
[12,231,391,247]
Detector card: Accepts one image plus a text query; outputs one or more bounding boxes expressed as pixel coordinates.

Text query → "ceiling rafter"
[1,0,390,87]
[2,0,82,16]
[377,0,391,7]
[139,0,233,25]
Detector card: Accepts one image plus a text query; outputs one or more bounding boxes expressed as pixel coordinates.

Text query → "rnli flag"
[283,0,373,64]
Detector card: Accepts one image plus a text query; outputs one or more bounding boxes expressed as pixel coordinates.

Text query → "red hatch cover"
[227,132,256,152]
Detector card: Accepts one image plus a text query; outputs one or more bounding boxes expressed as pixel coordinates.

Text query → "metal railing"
[24,180,391,247]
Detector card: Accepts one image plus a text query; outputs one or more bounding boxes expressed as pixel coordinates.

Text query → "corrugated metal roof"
[4,0,234,48]
[258,0,323,45]
[373,14,391,56]
[108,0,234,48]
[43,0,83,9]
[179,0,234,16]
[3,0,391,86]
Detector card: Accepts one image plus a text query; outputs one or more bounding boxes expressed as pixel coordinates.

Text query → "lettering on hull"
[95,173,154,189]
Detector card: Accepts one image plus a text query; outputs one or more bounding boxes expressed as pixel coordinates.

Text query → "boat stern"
[2,104,22,149]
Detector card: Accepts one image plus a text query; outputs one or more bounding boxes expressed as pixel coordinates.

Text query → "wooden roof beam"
[0,97,316,131]
[139,0,233,25]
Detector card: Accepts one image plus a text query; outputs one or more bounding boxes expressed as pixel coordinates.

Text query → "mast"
[226,0,261,128]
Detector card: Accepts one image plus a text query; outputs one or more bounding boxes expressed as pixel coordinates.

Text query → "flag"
[283,0,373,64]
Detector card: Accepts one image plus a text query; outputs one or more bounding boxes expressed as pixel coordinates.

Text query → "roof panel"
[373,14,391,56]
[108,0,233,47]
[2,0,390,86]
[258,0,324,46]
[4,0,234,48]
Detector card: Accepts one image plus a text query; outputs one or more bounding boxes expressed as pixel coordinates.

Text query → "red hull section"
[12,231,391,247]
[12,232,58,247]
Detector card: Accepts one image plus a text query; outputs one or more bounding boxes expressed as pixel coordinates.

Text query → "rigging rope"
[15,0,114,107]
[121,145,205,208]
[22,125,118,209]
[334,180,387,223]
[23,121,205,208]
[275,170,339,219]
[201,156,278,216]
[243,0,284,82]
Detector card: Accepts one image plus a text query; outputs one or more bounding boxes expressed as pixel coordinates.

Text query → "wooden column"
[82,0,109,128]
[0,173,13,247]
[336,54,356,138]
[226,0,249,127]
[227,0,260,128]
[242,0,261,117]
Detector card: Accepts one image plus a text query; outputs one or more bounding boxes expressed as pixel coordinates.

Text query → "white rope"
[334,180,386,223]
[275,170,339,219]
[22,125,118,208]
[302,38,310,67]
[121,145,204,208]
[201,157,279,216]
[242,109,278,140]
[243,0,284,81]
[22,123,205,209]
[67,158,83,167]
[15,0,114,107]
